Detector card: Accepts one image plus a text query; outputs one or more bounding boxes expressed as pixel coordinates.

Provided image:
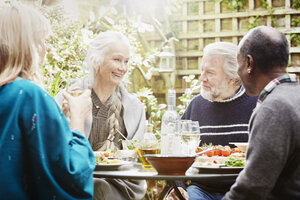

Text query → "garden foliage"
[41,5,198,134]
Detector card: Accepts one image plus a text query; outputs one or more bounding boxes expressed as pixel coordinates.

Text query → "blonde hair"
[0,3,51,86]
[85,31,130,137]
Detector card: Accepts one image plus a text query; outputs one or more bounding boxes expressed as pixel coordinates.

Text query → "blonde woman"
[56,31,147,200]
[0,3,95,199]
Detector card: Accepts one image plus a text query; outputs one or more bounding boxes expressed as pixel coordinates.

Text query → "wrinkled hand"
[63,89,91,133]
[166,187,189,200]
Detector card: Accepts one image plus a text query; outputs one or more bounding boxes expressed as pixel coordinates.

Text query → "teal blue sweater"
[0,79,95,199]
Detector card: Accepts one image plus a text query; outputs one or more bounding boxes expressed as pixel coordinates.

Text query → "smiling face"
[200,55,234,101]
[97,42,130,87]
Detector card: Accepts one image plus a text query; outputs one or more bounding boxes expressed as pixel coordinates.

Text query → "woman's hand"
[63,89,91,133]
[61,98,70,118]
[166,187,189,200]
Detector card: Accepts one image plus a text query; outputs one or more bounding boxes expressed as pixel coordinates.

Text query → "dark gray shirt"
[224,83,300,199]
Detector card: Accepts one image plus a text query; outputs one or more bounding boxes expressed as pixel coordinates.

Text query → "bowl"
[230,142,248,152]
[144,154,196,175]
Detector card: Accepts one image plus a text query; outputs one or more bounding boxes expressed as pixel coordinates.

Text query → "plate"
[229,142,248,152]
[193,163,244,174]
[95,160,131,171]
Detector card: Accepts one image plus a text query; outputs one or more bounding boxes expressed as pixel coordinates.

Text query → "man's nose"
[199,72,207,82]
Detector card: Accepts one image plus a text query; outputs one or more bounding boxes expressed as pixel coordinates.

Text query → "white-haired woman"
[0,3,95,199]
[56,31,147,200]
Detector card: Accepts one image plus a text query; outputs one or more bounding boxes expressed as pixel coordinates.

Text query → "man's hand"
[166,187,189,200]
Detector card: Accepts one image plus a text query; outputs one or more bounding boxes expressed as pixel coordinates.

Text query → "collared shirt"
[257,73,298,105]
[229,85,245,100]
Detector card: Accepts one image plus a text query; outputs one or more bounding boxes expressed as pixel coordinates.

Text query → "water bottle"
[161,89,180,155]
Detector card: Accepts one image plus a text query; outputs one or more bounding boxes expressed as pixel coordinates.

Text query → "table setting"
[93,120,248,200]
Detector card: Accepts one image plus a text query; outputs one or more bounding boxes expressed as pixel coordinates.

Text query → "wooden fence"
[144,0,300,103]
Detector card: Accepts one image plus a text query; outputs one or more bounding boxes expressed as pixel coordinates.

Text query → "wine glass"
[181,120,192,134]
[181,120,201,155]
[66,78,83,97]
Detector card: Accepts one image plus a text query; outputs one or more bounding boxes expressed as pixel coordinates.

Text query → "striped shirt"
[182,87,257,146]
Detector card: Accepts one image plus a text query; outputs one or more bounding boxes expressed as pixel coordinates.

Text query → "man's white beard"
[200,83,229,102]
[200,86,215,101]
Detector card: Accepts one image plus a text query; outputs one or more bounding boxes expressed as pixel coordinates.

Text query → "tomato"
[206,151,214,157]
[222,149,231,157]
[195,147,202,153]
[214,149,222,156]
[103,153,109,157]
[195,147,203,156]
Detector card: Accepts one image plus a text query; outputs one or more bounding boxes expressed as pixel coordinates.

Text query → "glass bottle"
[161,89,180,155]
[138,121,159,168]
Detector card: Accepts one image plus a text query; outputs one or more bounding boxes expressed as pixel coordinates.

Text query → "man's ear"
[247,55,254,74]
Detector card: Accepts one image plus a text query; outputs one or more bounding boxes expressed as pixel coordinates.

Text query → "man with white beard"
[182,42,257,147]
[167,42,257,200]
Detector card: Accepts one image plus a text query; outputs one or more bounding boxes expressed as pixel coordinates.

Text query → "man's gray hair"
[203,42,242,86]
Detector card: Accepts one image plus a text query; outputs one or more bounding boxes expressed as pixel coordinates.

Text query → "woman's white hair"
[85,31,130,88]
[85,31,130,140]
[0,3,51,86]
[203,42,242,86]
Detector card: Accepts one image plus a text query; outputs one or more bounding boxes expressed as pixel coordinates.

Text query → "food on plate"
[195,144,245,157]
[195,144,246,167]
[94,149,116,158]
[94,151,121,164]
[225,157,245,167]
[229,142,248,152]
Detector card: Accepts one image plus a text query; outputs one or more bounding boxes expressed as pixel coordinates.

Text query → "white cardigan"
[55,80,146,141]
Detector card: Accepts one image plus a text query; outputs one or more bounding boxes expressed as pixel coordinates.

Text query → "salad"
[94,151,121,164]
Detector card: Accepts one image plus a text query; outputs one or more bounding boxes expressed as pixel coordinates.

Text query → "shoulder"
[183,95,207,117]
[120,85,143,107]
[262,84,300,111]
[10,79,49,96]
[239,92,258,106]
[11,79,58,107]
[253,84,300,123]
[187,94,210,108]
[190,94,207,104]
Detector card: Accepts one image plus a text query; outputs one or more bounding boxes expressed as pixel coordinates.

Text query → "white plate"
[95,160,131,171]
[192,163,243,173]
[229,142,248,152]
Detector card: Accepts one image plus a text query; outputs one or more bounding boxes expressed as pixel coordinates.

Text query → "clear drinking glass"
[181,120,201,155]
[181,120,192,134]
[66,78,83,96]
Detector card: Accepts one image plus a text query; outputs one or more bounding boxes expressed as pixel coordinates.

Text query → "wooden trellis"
[145,0,300,102]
